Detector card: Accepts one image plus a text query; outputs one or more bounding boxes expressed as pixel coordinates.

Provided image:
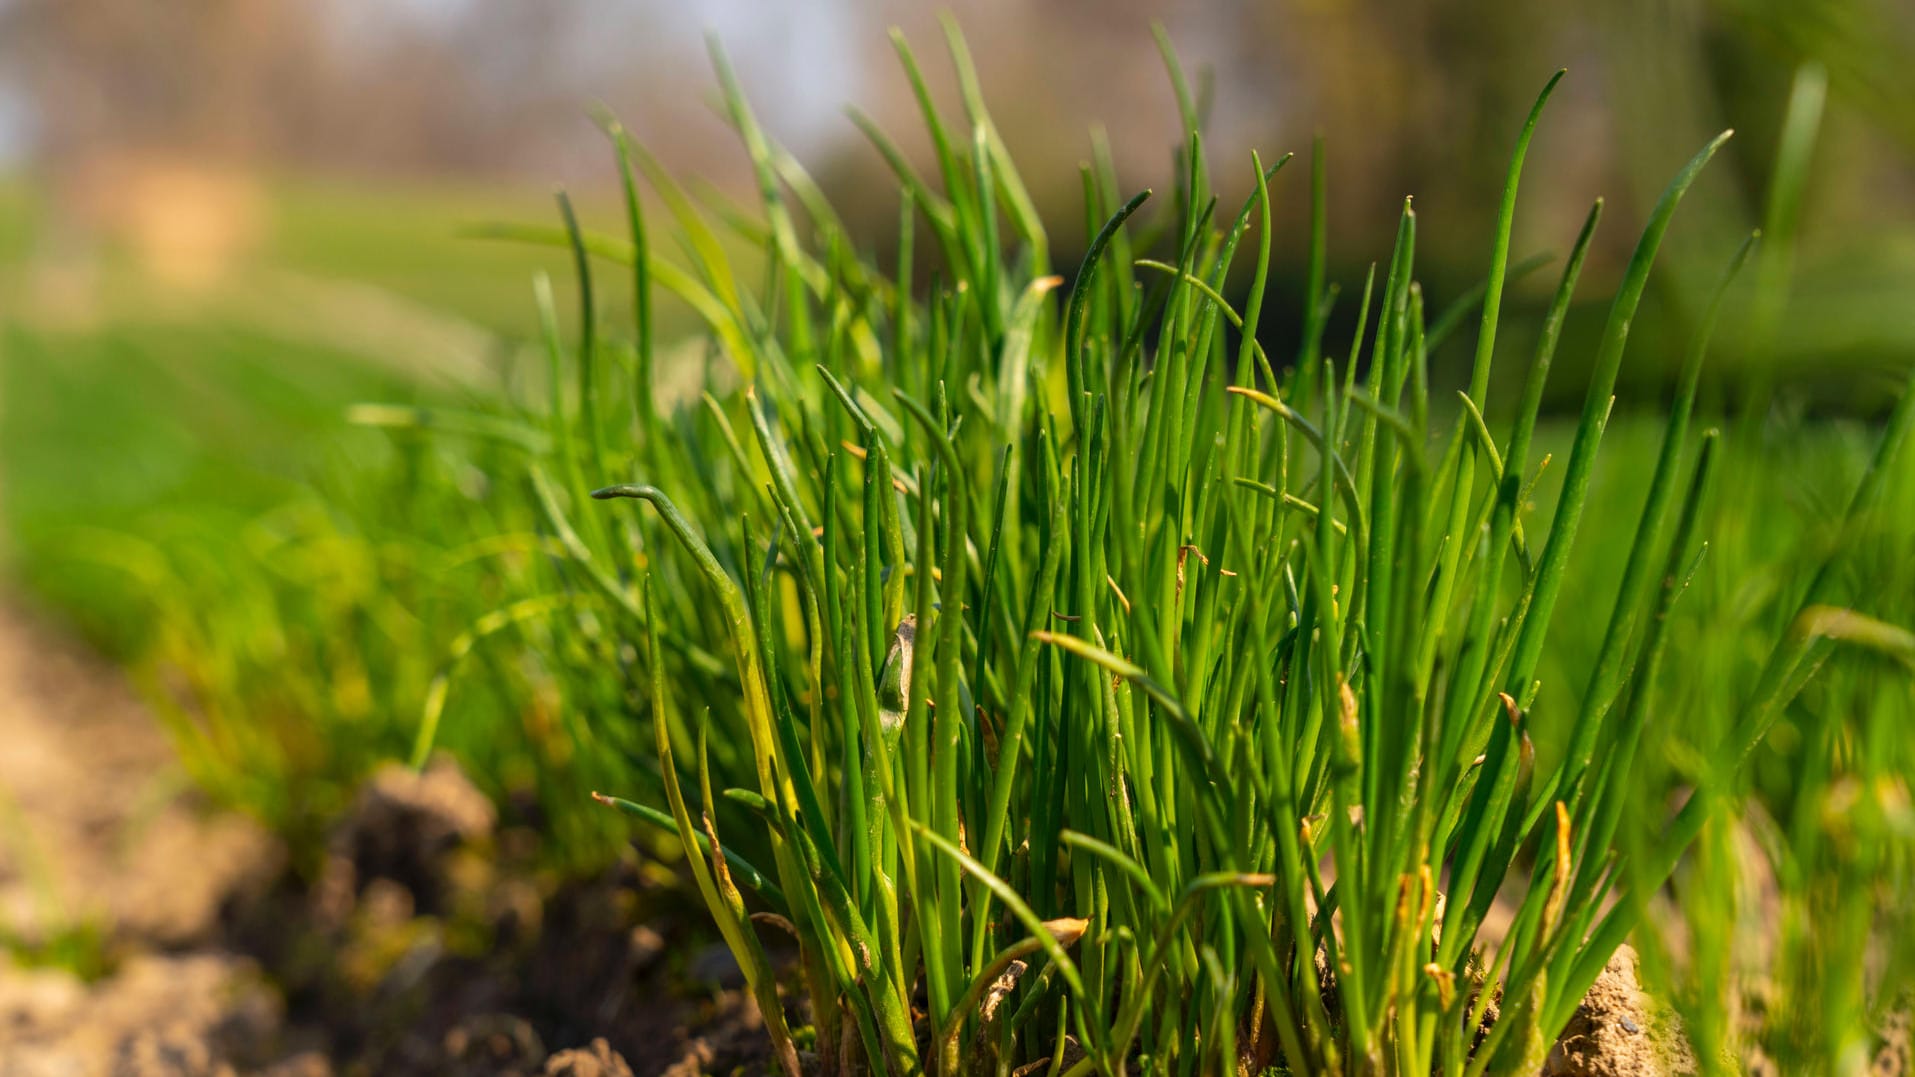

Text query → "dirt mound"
[545,1039,635,1077]
[0,952,280,1077]
[226,856,773,1076]
[317,757,496,921]
[0,597,768,1075]
[1544,944,1695,1077]
[0,605,279,950]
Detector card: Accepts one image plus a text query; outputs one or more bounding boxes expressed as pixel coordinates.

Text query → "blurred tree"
[0,0,1906,402]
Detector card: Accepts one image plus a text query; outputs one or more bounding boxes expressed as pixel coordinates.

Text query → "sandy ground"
[0,600,290,1076]
[0,600,743,1077]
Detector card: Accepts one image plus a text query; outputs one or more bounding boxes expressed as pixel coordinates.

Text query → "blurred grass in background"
[0,173,692,858]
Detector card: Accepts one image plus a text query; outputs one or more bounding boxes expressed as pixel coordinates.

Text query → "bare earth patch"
[0,601,282,1075]
[0,601,761,1076]
[1543,944,1695,1077]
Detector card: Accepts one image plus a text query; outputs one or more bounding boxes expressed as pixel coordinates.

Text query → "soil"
[0,601,774,1076]
[0,601,285,1076]
[0,597,1895,1077]
[1541,945,1693,1077]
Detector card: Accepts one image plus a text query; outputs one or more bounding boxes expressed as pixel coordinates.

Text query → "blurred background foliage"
[0,0,1909,402]
[0,0,1906,859]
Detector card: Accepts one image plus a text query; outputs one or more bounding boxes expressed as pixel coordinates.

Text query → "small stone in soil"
[1544,944,1692,1077]
[545,1037,635,1077]
[443,1012,545,1074]
[629,924,666,974]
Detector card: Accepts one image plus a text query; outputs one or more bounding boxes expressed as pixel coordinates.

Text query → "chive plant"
[407,22,1913,1076]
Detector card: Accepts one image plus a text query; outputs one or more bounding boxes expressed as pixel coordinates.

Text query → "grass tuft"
[393,25,1913,1075]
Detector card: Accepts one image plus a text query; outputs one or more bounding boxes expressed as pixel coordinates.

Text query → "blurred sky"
[4,2,1906,218]
[0,0,1015,177]
[2,0,1911,403]
[6,1,1909,214]
[314,0,870,161]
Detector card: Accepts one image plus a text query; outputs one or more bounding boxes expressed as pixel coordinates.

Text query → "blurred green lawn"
[0,175,685,337]
[0,173,668,583]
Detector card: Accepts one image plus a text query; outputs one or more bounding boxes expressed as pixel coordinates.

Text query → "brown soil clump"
[319,758,496,921]
[0,604,279,948]
[0,952,281,1076]
[1544,944,1694,1077]
[0,602,286,1075]
[1874,1010,1910,1077]
[545,1039,635,1077]
[0,603,725,1075]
